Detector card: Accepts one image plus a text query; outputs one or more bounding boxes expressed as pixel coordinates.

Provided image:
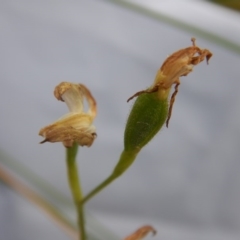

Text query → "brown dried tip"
[54,82,73,101]
[127,38,212,127]
[39,82,97,148]
[124,225,156,240]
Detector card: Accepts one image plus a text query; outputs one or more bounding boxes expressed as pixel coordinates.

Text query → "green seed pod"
[124,92,169,151]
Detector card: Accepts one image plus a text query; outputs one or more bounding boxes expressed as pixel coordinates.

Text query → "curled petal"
[127,38,212,127]
[39,82,97,147]
[39,113,96,147]
[54,82,97,117]
[79,83,97,119]
[154,38,212,89]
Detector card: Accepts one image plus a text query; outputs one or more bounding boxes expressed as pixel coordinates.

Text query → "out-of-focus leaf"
[103,0,240,54]
[0,150,120,240]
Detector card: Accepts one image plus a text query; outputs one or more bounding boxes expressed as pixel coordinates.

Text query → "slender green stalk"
[81,93,169,205]
[81,149,139,204]
[66,143,86,240]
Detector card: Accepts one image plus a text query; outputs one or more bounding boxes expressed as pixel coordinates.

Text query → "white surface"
[1,0,240,239]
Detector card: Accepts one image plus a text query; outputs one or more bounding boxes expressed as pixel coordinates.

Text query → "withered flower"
[127,38,212,127]
[39,82,97,148]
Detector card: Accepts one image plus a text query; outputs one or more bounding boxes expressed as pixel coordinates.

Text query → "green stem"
[81,149,139,204]
[82,93,168,205]
[66,143,86,240]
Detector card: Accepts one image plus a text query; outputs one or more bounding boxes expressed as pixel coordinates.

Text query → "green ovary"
[124,92,169,151]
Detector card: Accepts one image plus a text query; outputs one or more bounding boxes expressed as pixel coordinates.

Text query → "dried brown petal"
[124,225,156,240]
[54,82,74,101]
[39,113,96,147]
[39,82,97,147]
[127,38,212,127]
[154,38,212,90]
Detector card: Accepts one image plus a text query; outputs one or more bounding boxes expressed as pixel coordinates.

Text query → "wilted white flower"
[39,82,97,148]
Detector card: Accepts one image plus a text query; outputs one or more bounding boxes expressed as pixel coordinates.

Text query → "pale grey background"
[1,0,240,239]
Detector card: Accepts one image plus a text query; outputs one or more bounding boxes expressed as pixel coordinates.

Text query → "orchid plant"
[38,38,212,240]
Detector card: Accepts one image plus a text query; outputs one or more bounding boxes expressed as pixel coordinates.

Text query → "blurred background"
[1,0,240,239]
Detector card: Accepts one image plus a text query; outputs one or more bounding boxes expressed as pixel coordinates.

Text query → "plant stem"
[66,143,86,240]
[81,149,139,204]
[81,93,169,206]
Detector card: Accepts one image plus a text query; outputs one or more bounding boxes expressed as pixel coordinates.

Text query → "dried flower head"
[39,82,97,148]
[127,38,212,127]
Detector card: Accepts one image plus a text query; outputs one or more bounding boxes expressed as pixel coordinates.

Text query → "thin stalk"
[66,143,86,240]
[82,93,169,205]
[81,149,139,204]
